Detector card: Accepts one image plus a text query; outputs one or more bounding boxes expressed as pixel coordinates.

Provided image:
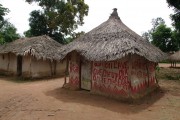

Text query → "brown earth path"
[0,76,180,120]
[159,63,180,68]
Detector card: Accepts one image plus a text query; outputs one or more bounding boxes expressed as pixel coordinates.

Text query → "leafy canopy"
[142,17,179,52]
[0,21,20,45]
[141,17,165,42]
[0,4,20,44]
[151,24,179,52]
[0,4,9,28]
[25,0,89,44]
[166,0,180,32]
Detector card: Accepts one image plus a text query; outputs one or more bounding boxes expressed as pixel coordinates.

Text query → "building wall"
[0,53,66,78]
[56,59,66,76]
[0,53,17,75]
[130,54,156,98]
[81,59,91,90]
[91,54,157,99]
[92,56,131,99]
[22,55,31,77]
[0,54,9,72]
[68,53,157,99]
[69,52,80,89]
[22,55,66,78]
[30,57,52,78]
[7,53,17,73]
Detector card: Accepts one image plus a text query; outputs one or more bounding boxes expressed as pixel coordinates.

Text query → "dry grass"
[156,67,180,80]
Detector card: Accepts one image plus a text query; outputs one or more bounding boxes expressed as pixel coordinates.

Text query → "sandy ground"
[0,76,180,120]
[159,63,180,68]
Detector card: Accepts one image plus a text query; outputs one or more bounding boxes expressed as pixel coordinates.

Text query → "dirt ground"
[159,63,180,68]
[0,74,180,120]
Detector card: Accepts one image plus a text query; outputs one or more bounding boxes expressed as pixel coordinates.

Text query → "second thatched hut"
[62,8,167,99]
[0,35,66,78]
[169,50,180,67]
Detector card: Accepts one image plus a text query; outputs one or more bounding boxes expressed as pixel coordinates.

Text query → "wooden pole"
[7,53,10,71]
[146,60,150,87]
[64,56,69,85]
[155,63,159,85]
[29,56,32,77]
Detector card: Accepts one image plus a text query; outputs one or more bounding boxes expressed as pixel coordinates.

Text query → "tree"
[166,0,180,31]
[166,0,180,51]
[151,17,165,32]
[141,32,150,42]
[0,4,20,44]
[151,24,178,52]
[25,0,89,44]
[141,17,165,42]
[0,4,9,29]
[166,0,180,10]
[0,22,20,44]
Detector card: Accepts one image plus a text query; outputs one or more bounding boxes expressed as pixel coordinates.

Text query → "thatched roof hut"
[63,8,167,100]
[0,35,66,78]
[169,50,180,62]
[0,35,63,61]
[61,8,167,62]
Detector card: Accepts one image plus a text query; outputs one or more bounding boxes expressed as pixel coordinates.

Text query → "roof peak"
[109,8,120,20]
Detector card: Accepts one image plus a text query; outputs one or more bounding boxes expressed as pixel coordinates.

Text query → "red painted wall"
[92,57,130,97]
[68,53,157,99]
[69,52,80,89]
[130,55,156,95]
[91,55,157,98]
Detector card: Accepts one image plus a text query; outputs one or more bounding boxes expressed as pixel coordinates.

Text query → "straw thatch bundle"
[0,35,64,61]
[60,8,167,62]
[169,50,180,62]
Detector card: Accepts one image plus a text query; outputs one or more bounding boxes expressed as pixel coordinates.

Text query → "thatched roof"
[0,35,64,61]
[60,8,167,62]
[169,50,180,62]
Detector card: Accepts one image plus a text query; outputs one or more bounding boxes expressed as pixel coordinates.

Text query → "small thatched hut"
[169,50,180,67]
[62,8,167,99]
[0,35,66,78]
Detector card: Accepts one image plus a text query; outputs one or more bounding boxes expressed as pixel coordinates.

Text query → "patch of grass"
[156,67,180,81]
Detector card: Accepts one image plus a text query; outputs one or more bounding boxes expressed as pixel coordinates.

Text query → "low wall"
[0,53,17,75]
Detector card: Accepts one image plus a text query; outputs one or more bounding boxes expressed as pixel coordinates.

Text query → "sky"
[0,0,174,36]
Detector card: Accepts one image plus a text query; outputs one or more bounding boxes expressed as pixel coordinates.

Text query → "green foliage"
[166,0,180,10]
[25,0,89,44]
[156,65,161,72]
[156,67,180,81]
[142,17,180,52]
[151,24,179,52]
[0,4,9,29]
[151,17,165,32]
[0,4,20,44]
[23,30,32,37]
[166,0,180,46]
[0,21,20,44]
[141,17,165,42]
[165,74,180,80]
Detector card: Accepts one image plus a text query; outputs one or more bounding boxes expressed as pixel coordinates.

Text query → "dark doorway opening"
[17,55,22,76]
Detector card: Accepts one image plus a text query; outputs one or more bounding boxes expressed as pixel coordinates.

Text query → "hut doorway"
[17,55,22,76]
[81,60,91,90]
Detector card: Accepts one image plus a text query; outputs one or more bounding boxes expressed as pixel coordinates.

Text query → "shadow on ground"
[45,87,165,114]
